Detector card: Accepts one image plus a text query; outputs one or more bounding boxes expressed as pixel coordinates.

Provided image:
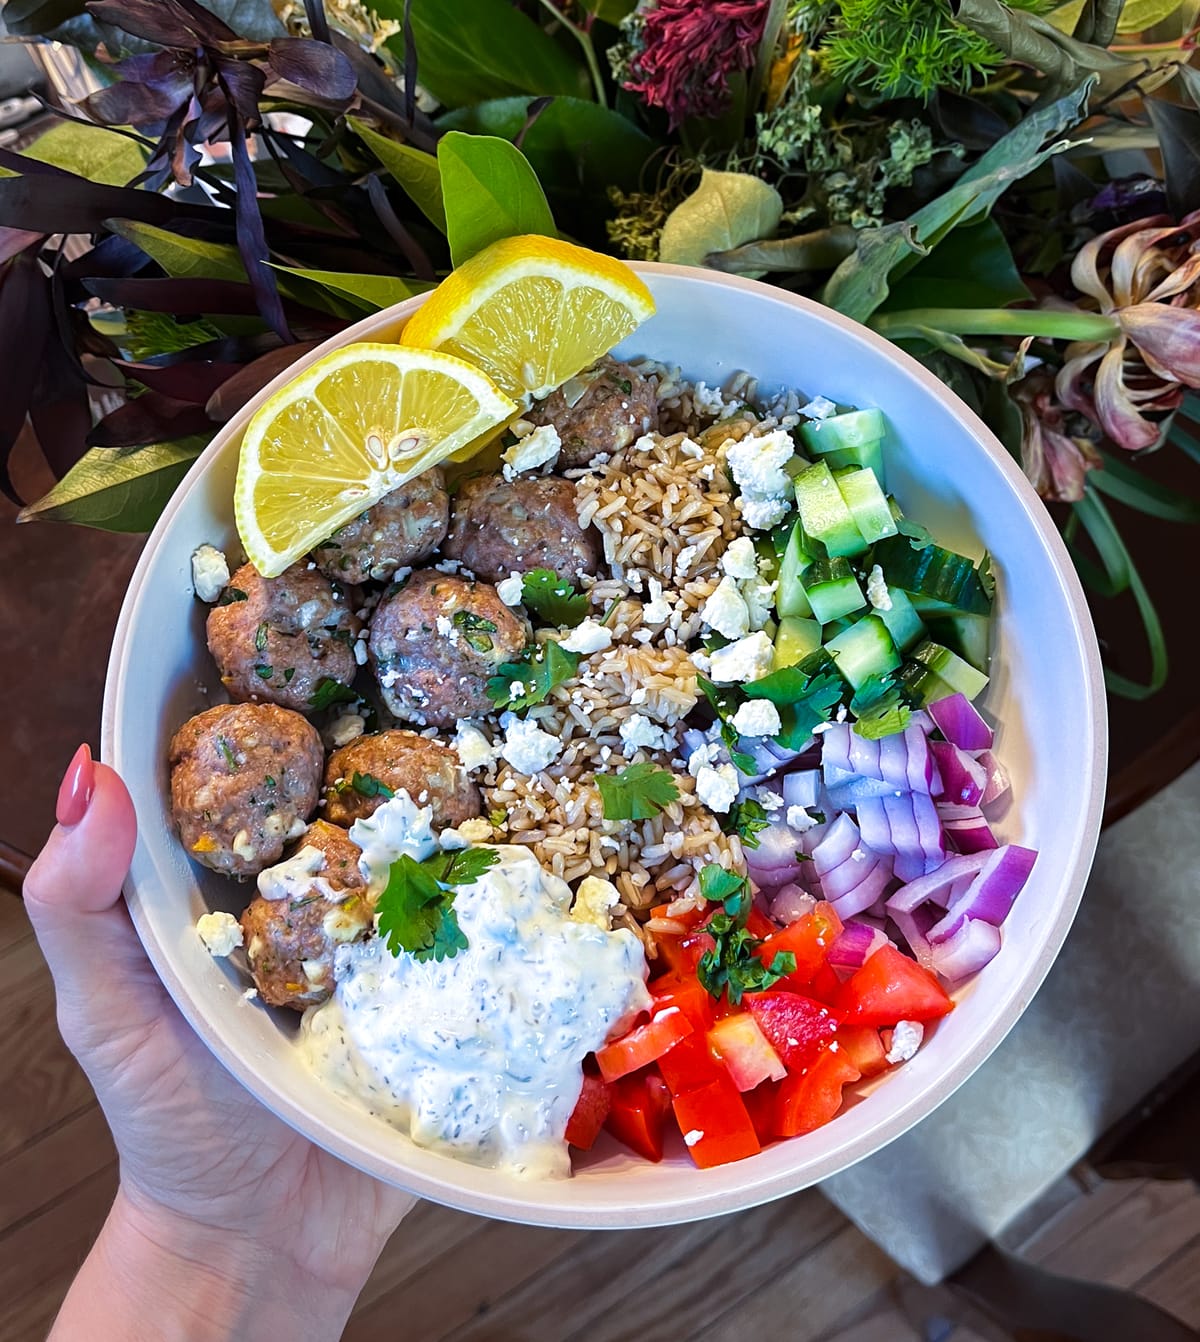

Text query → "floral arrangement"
[3,0,1198,697]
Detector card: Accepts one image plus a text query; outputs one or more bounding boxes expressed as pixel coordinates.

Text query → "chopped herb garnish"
[265,775,276,787]
[520,569,589,628]
[697,676,757,775]
[308,677,357,711]
[616,377,632,394]
[218,587,247,605]
[216,736,238,771]
[722,797,771,849]
[283,667,295,683]
[850,674,911,740]
[375,846,501,962]
[695,865,796,1004]
[254,663,273,679]
[595,761,680,821]
[486,641,579,712]
[488,806,508,828]
[348,770,394,799]
[453,608,497,653]
[744,666,844,751]
[255,621,269,651]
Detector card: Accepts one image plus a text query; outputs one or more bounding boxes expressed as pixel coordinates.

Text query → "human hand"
[24,746,415,1341]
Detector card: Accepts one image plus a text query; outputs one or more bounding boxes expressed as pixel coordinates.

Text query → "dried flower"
[1012,369,1101,503]
[621,0,771,130]
[1057,209,1200,451]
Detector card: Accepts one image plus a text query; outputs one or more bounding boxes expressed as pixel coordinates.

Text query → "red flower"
[623,0,770,130]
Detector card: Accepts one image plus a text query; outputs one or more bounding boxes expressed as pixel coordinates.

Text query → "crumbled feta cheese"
[690,649,712,675]
[571,875,620,930]
[867,563,893,611]
[786,805,818,832]
[755,787,784,811]
[675,544,698,576]
[328,711,365,748]
[499,713,562,774]
[641,578,672,625]
[740,576,776,631]
[678,436,705,459]
[730,699,782,739]
[452,720,501,772]
[191,544,230,603]
[682,1128,705,1147]
[502,423,560,479]
[242,987,258,1001]
[439,816,495,850]
[725,429,796,531]
[686,741,723,777]
[196,911,242,957]
[695,762,739,813]
[353,636,369,666]
[721,536,759,580]
[708,631,775,684]
[496,572,524,606]
[800,395,838,421]
[559,618,612,655]
[435,614,454,638]
[739,494,792,530]
[885,1019,924,1064]
[619,713,674,756]
[700,575,751,639]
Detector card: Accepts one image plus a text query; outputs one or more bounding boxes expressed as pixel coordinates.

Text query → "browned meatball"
[241,820,372,1010]
[527,357,658,468]
[206,562,360,714]
[169,703,323,877]
[311,468,449,585]
[324,729,481,829]
[368,570,528,728]
[440,474,600,584]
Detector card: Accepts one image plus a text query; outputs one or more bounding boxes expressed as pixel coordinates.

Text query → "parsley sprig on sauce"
[375,847,500,963]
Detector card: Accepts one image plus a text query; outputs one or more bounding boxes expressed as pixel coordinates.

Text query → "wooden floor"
[3,890,1199,1342]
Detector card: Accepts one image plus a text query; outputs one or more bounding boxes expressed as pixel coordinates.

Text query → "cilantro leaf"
[308,677,357,711]
[694,863,795,1004]
[595,762,680,821]
[699,864,751,913]
[849,674,911,740]
[722,797,771,849]
[697,676,756,775]
[748,668,844,750]
[520,569,589,628]
[375,846,501,962]
[486,641,579,711]
[333,770,394,799]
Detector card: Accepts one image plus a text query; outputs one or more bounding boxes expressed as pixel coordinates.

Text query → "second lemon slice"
[400,234,656,404]
[235,343,517,577]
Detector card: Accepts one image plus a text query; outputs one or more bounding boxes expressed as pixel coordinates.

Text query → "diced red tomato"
[806,959,844,1005]
[654,929,716,976]
[741,1077,782,1144]
[837,1024,890,1078]
[565,1073,611,1150]
[834,945,954,1026]
[773,1046,861,1139]
[649,971,714,1032]
[755,903,843,987]
[707,1013,787,1092]
[605,1071,672,1162]
[596,1006,694,1082]
[649,902,706,931]
[656,1031,728,1095]
[672,1073,762,1169]
[744,991,839,1071]
[745,906,778,940]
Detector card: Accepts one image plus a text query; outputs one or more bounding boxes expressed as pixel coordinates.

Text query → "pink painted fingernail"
[56,744,95,828]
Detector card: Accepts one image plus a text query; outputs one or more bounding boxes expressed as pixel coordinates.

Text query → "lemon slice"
[235,343,517,577]
[400,234,656,404]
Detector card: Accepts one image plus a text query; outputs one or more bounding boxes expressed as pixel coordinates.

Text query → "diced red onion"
[976,750,1011,807]
[927,844,1038,942]
[882,791,944,882]
[928,693,994,751]
[928,917,1002,982]
[827,859,894,921]
[812,813,861,877]
[828,919,889,970]
[744,822,809,888]
[782,769,824,811]
[930,741,987,806]
[821,847,884,900]
[888,903,939,972]
[823,763,895,800]
[938,803,998,853]
[770,883,817,924]
[854,796,891,857]
[885,851,989,913]
[821,721,936,794]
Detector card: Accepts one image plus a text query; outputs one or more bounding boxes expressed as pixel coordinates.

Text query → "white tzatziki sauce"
[298,793,651,1179]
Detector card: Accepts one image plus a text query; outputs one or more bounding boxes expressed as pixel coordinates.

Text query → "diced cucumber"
[799,408,884,452]
[793,461,867,558]
[822,615,856,637]
[872,535,991,614]
[906,592,961,617]
[876,587,925,653]
[776,519,813,618]
[824,614,901,691]
[835,467,899,546]
[802,556,866,624]
[896,660,956,707]
[774,616,822,667]
[910,638,989,700]
[927,613,990,672]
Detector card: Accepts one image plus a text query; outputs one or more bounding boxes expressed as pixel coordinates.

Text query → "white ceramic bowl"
[102,265,1106,1228]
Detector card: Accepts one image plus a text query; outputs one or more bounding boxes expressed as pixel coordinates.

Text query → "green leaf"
[22,120,147,186]
[436,131,556,267]
[742,666,845,750]
[487,639,580,711]
[268,265,427,313]
[699,864,750,907]
[823,80,1093,322]
[307,677,358,711]
[348,118,447,233]
[658,169,784,271]
[439,96,657,198]
[1049,0,1185,35]
[723,797,772,849]
[109,220,246,282]
[423,846,502,887]
[705,225,860,275]
[376,854,470,962]
[520,569,589,628]
[1146,97,1200,220]
[595,762,680,821]
[1089,449,1200,523]
[377,0,589,108]
[881,219,1031,312]
[16,438,206,532]
[849,675,912,739]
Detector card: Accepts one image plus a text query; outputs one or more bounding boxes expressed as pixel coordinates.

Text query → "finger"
[24,746,145,1019]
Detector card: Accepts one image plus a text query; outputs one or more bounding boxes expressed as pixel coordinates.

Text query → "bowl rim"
[101,262,1107,1227]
